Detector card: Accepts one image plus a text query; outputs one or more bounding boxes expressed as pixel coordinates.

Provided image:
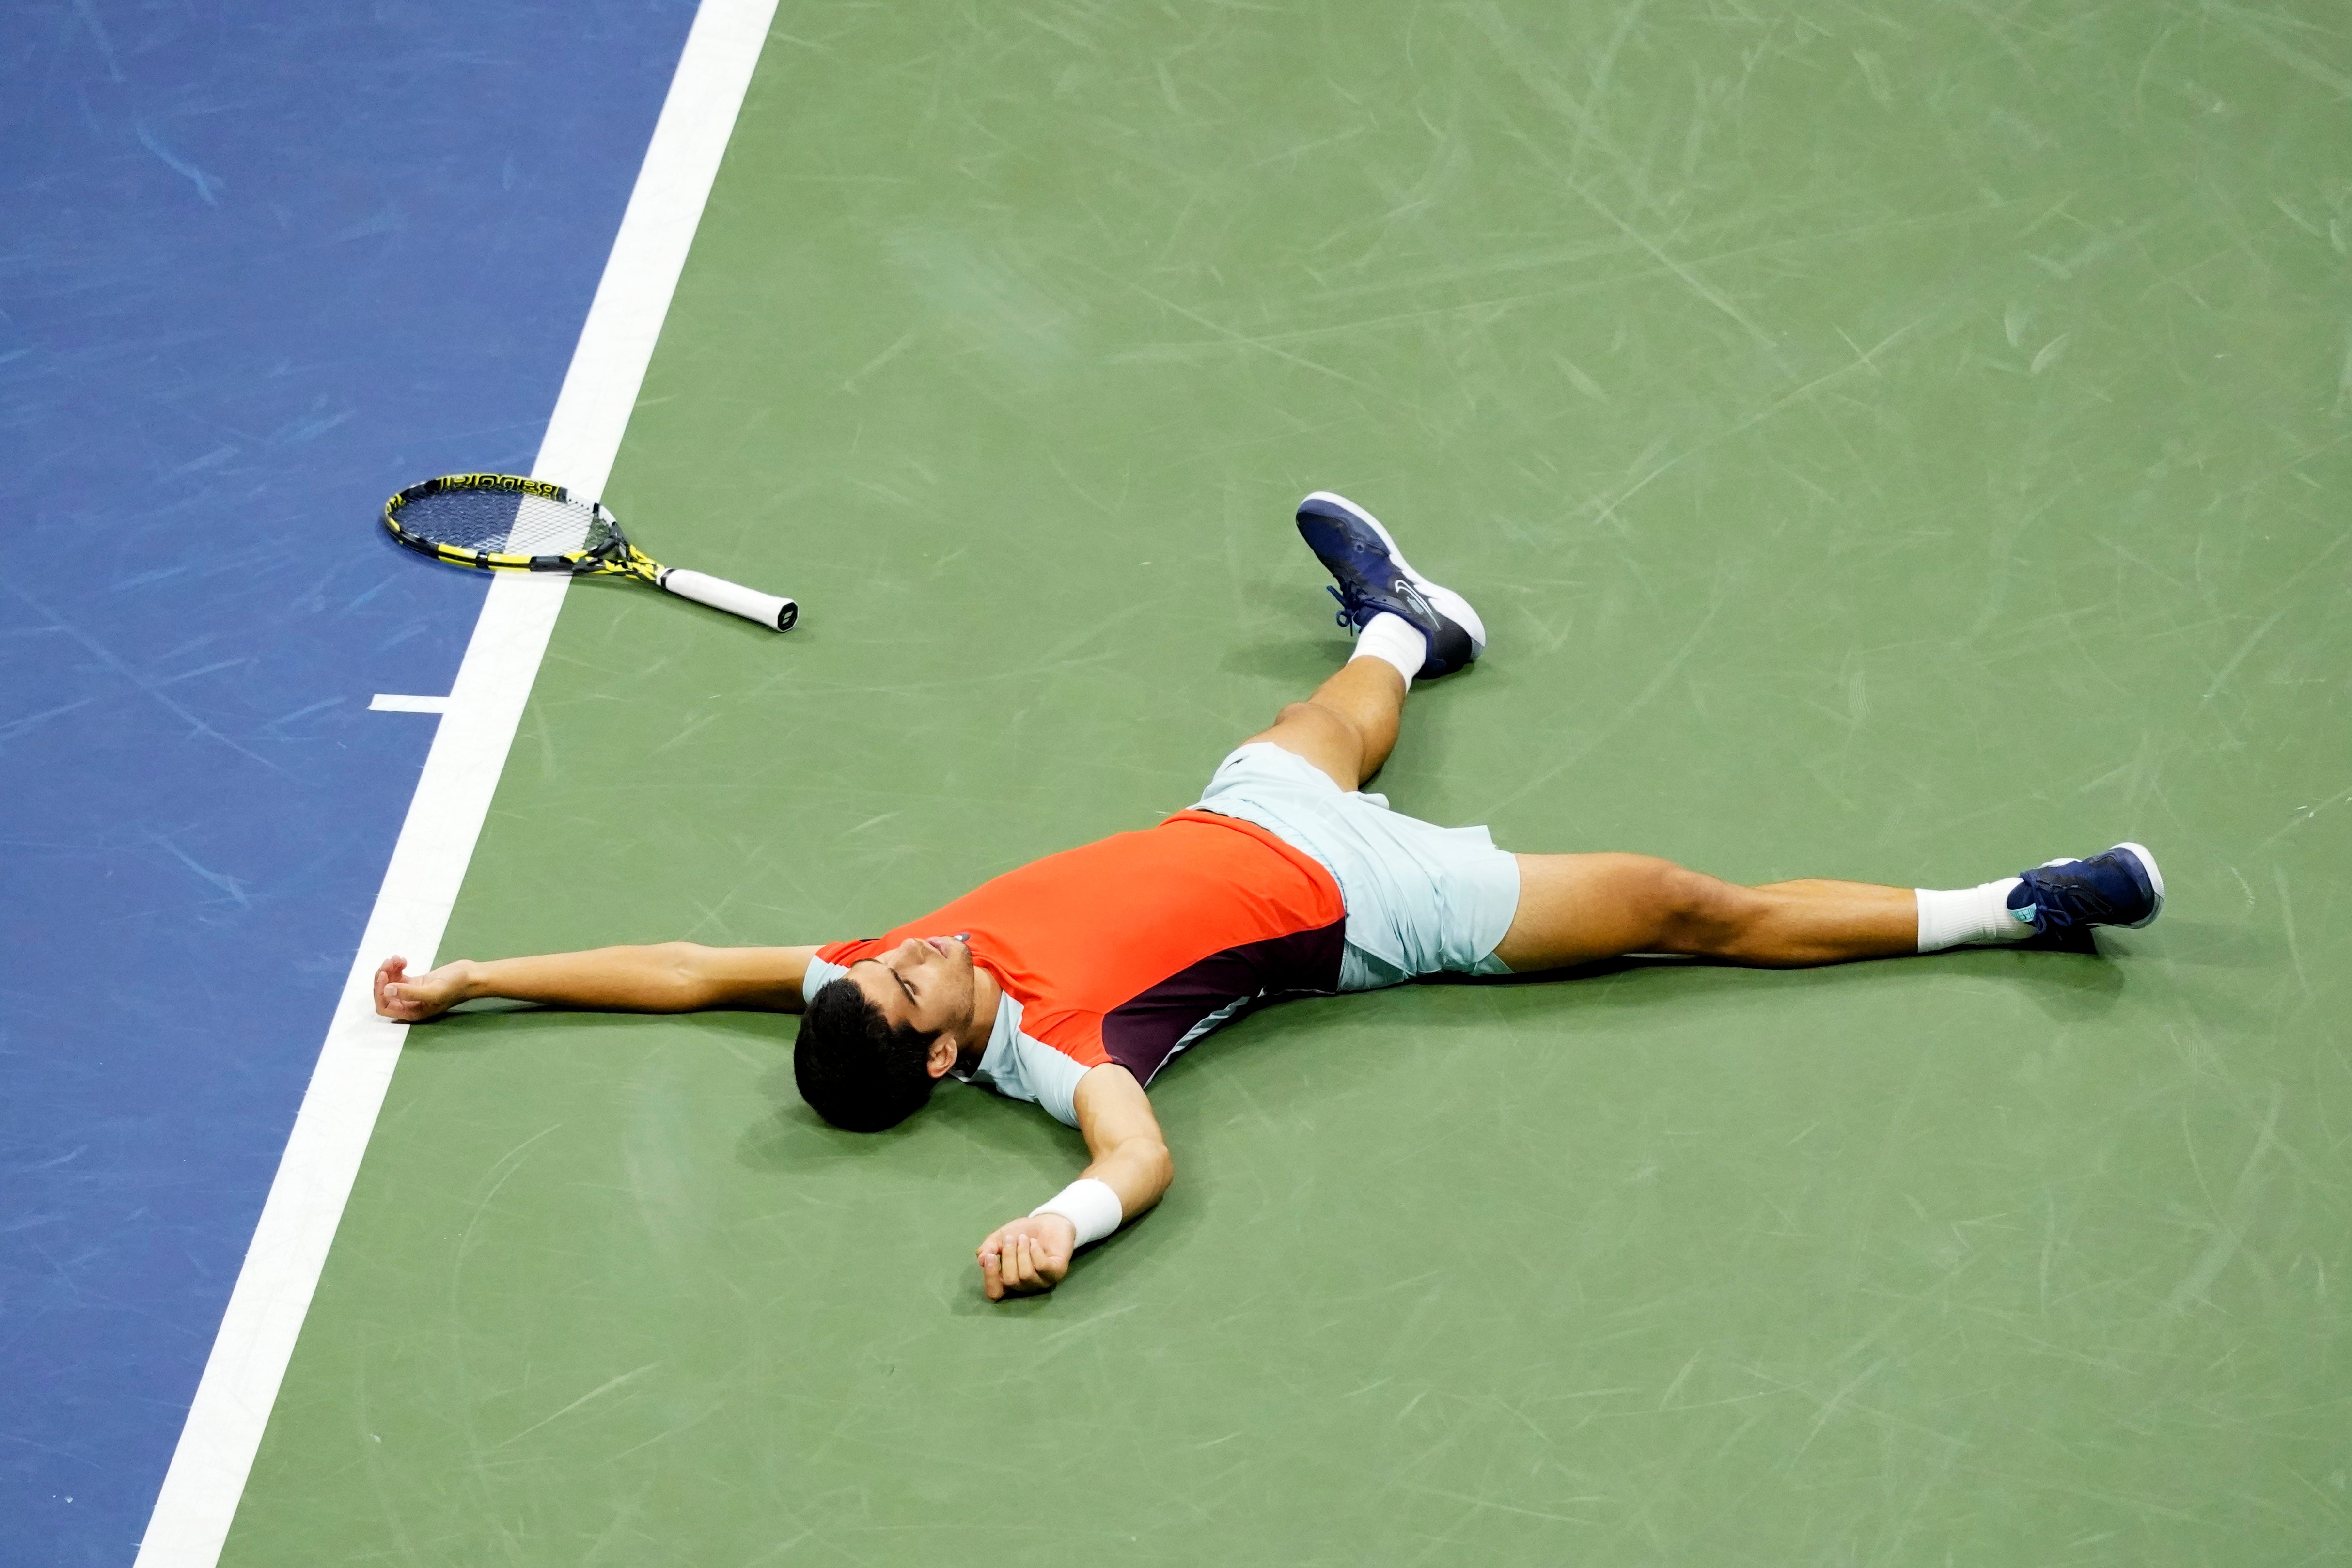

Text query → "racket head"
[383,474,629,574]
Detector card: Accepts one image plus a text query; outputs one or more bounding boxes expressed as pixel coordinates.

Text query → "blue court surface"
[2,4,695,1561]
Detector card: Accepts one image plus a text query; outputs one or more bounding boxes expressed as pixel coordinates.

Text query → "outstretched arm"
[373,944,821,1022]
[977,1064,1172,1301]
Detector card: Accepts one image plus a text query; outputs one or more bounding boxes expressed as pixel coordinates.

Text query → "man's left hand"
[977,1214,1076,1300]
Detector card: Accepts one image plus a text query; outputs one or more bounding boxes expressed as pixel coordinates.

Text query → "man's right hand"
[374,956,470,1022]
[977,1213,1078,1300]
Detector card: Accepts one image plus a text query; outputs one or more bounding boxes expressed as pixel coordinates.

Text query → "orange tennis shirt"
[811,810,1346,1121]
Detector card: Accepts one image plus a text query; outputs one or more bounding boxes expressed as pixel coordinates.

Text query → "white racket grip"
[655,566,798,631]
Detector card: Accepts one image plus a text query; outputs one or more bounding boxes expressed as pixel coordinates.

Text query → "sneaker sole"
[2112,841,2164,926]
[1298,490,1487,652]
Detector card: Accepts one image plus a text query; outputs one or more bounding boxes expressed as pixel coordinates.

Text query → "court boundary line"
[131,1,779,1560]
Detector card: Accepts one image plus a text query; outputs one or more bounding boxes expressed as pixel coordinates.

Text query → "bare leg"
[1246,656,1916,965]
[1494,853,1917,972]
[1242,658,1406,792]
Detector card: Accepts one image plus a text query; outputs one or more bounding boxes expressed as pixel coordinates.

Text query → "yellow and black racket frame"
[382,473,657,580]
[383,471,798,630]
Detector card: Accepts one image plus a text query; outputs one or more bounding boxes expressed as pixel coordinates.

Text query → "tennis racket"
[382,473,798,632]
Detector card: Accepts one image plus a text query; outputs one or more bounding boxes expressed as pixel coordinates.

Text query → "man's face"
[848,935,977,1064]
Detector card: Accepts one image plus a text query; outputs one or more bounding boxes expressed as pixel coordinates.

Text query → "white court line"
[367,692,449,713]
[133,2,779,1562]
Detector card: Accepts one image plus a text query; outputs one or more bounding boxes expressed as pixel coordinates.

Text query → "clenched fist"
[977,1213,1077,1300]
[373,956,471,1022]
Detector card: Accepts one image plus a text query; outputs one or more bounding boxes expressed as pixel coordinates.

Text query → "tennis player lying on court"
[375,491,2166,1301]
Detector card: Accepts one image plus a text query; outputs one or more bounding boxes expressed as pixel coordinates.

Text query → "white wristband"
[1031,1177,1123,1248]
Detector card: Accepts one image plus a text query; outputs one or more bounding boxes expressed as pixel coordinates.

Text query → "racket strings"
[400,488,613,558]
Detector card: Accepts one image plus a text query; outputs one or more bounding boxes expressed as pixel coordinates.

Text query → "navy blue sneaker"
[2006,843,2165,935]
[1295,491,1486,679]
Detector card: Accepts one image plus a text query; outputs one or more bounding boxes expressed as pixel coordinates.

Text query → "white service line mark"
[368,693,450,713]
[132,1,782,1563]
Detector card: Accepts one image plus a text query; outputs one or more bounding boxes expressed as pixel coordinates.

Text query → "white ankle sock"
[1351,612,1427,687]
[1915,878,2033,951]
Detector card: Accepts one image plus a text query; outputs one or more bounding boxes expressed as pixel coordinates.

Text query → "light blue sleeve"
[800,955,848,1004]
[1004,1033,1089,1128]
[965,994,1088,1128]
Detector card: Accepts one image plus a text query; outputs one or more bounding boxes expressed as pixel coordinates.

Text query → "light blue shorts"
[1192,743,1521,991]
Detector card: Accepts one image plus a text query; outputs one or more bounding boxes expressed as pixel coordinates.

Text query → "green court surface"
[228,3,2349,1562]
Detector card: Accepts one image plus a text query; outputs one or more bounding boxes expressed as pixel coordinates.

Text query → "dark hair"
[793,977,940,1132]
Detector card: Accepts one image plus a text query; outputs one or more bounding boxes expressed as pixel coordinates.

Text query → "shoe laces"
[2020,860,2129,930]
[1326,583,1368,630]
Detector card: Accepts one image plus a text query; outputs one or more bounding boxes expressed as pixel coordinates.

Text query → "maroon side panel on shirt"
[1099,917,1347,1084]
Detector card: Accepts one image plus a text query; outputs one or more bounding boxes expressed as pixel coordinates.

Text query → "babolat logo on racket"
[442,473,563,497]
